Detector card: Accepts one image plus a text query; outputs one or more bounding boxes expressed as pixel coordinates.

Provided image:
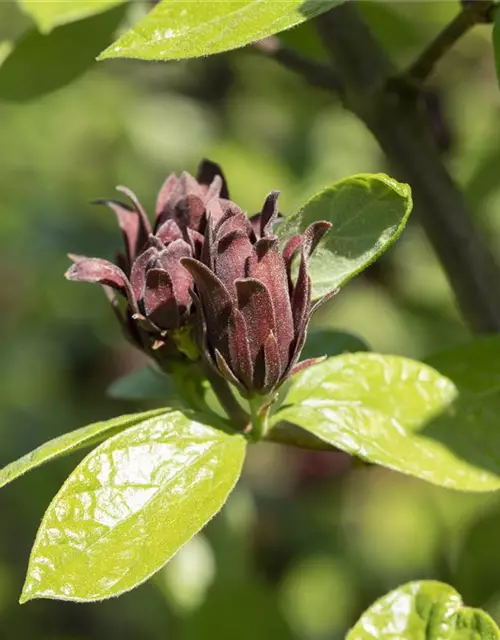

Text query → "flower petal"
[156,239,193,311]
[235,278,276,365]
[143,268,179,330]
[247,239,294,371]
[262,331,281,392]
[93,199,148,266]
[291,250,311,334]
[155,173,179,223]
[227,308,253,389]
[156,219,183,245]
[130,247,156,301]
[116,185,152,239]
[65,257,134,303]
[259,190,280,238]
[181,258,233,358]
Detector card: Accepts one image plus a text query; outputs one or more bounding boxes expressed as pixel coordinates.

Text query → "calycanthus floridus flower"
[65,160,235,364]
[66,159,334,399]
[181,191,333,398]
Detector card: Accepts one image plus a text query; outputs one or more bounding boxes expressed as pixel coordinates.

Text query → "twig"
[253,35,341,93]
[311,2,500,333]
[407,0,494,82]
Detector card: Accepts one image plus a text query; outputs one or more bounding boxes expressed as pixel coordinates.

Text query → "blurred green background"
[2,1,500,638]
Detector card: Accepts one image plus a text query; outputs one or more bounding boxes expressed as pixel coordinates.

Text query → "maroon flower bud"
[65,160,231,362]
[181,192,333,397]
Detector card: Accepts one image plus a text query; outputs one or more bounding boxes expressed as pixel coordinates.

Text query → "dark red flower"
[181,192,332,396]
[65,160,233,361]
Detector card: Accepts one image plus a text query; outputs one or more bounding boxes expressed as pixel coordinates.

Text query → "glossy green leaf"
[347,581,500,639]
[98,0,344,61]
[21,411,246,602]
[0,409,168,490]
[278,174,412,300]
[272,353,500,491]
[18,0,127,33]
[0,5,125,102]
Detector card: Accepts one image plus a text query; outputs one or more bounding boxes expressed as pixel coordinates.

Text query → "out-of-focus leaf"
[0,409,168,489]
[18,0,127,33]
[278,174,412,300]
[0,5,126,102]
[493,8,500,90]
[347,581,500,639]
[98,0,345,61]
[301,328,369,361]
[108,365,178,401]
[455,508,500,607]
[0,41,13,64]
[272,353,500,491]
[21,411,246,602]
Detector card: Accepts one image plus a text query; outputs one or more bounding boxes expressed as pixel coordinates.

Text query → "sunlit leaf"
[18,0,127,33]
[21,411,246,602]
[0,409,168,489]
[278,174,412,299]
[0,5,125,101]
[272,353,500,491]
[347,581,500,639]
[99,0,345,61]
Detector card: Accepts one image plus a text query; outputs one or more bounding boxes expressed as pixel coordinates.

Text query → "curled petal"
[116,185,152,239]
[143,268,179,330]
[259,190,280,237]
[197,159,229,199]
[288,356,327,379]
[155,173,179,223]
[130,247,156,301]
[92,199,148,266]
[291,250,311,334]
[65,257,135,308]
[156,239,193,311]
[215,208,254,239]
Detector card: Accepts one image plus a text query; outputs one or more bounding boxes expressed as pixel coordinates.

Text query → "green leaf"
[98,0,345,61]
[21,411,246,602]
[272,353,500,491]
[493,7,500,90]
[108,365,179,401]
[18,0,127,33]
[301,328,369,361]
[455,508,500,607]
[0,5,125,102]
[0,409,168,490]
[347,581,500,639]
[278,174,412,300]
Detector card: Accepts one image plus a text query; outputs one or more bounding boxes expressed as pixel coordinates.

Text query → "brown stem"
[407,1,494,82]
[311,2,500,333]
[253,36,341,93]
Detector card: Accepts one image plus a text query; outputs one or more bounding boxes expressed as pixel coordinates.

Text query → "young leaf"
[18,0,127,34]
[0,409,169,490]
[347,581,500,639]
[21,411,246,602]
[271,353,500,491]
[98,0,344,61]
[0,5,125,102]
[278,174,412,299]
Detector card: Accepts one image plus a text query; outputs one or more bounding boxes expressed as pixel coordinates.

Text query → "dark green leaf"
[347,581,500,639]
[272,353,500,491]
[278,174,412,300]
[0,5,125,102]
[108,365,179,401]
[0,409,168,489]
[21,411,246,602]
[301,328,369,361]
[18,0,127,33]
[99,0,345,61]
